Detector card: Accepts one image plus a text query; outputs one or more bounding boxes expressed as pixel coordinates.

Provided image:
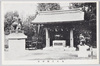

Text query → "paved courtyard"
[4,48,97,60]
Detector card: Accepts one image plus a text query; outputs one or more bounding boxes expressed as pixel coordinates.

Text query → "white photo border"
[1,1,99,65]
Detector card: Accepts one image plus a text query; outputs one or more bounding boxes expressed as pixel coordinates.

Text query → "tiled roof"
[32,10,84,24]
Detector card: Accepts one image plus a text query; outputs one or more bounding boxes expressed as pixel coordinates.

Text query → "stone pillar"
[45,28,50,47]
[37,24,40,34]
[70,29,74,47]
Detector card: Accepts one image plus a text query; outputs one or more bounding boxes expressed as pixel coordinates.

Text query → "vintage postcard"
[1,1,99,65]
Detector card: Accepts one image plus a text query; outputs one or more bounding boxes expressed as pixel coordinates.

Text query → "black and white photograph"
[1,1,99,64]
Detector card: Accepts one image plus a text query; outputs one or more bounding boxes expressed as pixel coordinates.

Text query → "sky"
[3,2,70,21]
[3,3,38,21]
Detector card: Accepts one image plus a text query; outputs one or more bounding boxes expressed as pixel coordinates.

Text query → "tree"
[23,15,36,39]
[71,3,96,21]
[37,3,61,11]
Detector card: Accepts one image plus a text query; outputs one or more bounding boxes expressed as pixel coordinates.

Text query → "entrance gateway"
[32,10,84,49]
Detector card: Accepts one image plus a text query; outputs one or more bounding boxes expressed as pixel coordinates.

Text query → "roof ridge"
[38,9,82,15]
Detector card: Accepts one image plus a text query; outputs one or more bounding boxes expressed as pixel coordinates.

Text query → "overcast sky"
[3,2,70,21]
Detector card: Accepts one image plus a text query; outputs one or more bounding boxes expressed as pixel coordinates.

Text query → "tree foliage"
[71,3,96,21]
[23,15,36,37]
[37,3,61,11]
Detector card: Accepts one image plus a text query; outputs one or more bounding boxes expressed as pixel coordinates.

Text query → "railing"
[26,40,43,50]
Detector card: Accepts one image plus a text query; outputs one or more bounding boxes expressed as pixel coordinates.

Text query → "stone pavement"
[4,48,97,60]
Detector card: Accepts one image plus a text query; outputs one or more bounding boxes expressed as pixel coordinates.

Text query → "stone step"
[64,47,76,51]
[43,47,76,51]
[43,47,64,51]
